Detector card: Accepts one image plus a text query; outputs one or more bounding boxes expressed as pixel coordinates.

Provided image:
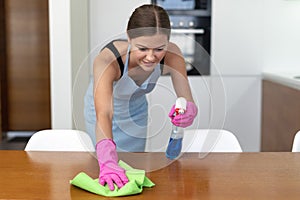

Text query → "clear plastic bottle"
[166,97,187,159]
[166,125,184,159]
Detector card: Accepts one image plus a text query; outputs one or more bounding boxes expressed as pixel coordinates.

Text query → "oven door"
[170,28,210,76]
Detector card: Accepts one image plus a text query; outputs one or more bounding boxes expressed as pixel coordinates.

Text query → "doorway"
[0,0,51,141]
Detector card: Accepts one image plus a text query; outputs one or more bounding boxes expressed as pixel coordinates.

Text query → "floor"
[0,132,33,150]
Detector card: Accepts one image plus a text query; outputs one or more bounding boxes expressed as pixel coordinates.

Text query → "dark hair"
[127,4,171,40]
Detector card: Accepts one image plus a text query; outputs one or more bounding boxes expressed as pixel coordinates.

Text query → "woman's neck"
[127,65,153,86]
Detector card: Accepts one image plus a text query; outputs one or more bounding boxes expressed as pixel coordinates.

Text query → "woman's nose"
[146,50,155,61]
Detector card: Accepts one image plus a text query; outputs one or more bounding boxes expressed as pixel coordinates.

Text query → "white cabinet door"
[210,76,262,152]
[146,76,211,152]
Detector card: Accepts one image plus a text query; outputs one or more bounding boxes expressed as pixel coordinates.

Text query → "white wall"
[262,0,300,71]
[49,0,73,129]
[49,0,89,129]
[71,0,90,131]
[211,0,300,74]
[211,0,264,76]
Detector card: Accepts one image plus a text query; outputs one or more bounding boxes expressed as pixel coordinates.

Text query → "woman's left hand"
[168,101,198,128]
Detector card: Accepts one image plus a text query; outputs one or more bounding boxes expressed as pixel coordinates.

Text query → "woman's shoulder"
[96,40,126,63]
[97,40,128,61]
[164,42,183,61]
[102,40,128,54]
[93,40,128,80]
[162,41,185,73]
[167,41,182,54]
[111,40,128,49]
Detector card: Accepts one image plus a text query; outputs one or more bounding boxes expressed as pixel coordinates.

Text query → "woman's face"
[129,34,169,72]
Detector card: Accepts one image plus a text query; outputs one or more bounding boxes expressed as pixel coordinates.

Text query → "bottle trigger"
[175,97,187,115]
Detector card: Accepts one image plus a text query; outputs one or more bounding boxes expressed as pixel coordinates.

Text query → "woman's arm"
[164,42,198,128]
[163,42,194,102]
[93,50,128,191]
[93,49,120,143]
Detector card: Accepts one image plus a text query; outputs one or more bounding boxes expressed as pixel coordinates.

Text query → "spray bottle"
[166,97,187,159]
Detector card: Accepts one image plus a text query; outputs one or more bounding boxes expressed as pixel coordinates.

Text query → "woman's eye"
[139,48,147,52]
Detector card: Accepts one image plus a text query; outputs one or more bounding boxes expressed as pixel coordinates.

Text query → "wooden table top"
[1,150,300,199]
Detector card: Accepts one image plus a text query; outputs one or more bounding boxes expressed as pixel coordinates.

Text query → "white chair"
[182,129,243,152]
[292,130,300,152]
[24,129,95,152]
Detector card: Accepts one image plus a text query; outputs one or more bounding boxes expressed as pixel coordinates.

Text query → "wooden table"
[1,151,300,199]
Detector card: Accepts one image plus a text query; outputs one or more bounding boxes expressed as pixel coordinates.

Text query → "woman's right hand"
[168,101,198,128]
[96,139,128,191]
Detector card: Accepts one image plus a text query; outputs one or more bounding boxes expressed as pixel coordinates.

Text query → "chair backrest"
[24,129,95,152]
[182,129,243,152]
[292,130,300,152]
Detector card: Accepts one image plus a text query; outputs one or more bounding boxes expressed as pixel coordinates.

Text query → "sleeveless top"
[84,40,164,152]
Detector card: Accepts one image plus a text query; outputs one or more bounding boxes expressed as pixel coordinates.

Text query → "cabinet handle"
[171,29,205,34]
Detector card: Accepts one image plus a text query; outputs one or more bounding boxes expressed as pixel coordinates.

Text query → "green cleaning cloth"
[70,160,155,197]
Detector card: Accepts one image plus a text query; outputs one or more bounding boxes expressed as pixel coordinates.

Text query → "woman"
[84,4,198,191]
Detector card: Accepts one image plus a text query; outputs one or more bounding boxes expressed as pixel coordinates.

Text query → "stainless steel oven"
[152,0,212,75]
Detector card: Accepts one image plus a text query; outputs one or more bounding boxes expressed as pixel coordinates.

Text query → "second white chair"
[24,129,95,152]
[292,130,300,152]
[182,129,243,152]
[146,129,243,152]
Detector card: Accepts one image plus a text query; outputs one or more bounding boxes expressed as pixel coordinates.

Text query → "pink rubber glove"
[168,101,198,128]
[96,139,128,191]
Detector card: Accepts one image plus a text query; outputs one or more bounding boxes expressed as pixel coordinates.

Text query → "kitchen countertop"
[262,70,300,91]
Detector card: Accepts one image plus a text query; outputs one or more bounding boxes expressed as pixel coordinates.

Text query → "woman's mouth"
[142,61,156,68]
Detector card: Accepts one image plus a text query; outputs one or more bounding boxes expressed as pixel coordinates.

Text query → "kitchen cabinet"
[211,0,263,152]
[261,79,300,152]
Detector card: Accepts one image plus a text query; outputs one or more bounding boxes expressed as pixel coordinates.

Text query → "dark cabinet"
[261,80,300,151]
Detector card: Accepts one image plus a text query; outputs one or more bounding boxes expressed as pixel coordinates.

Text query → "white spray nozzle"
[175,97,187,115]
